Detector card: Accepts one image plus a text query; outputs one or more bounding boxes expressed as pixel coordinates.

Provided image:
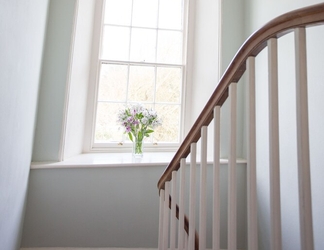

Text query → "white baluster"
[170,171,177,250]
[199,126,208,250]
[178,158,186,250]
[295,27,314,250]
[189,143,197,250]
[247,56,258,250]
[158,189,165,250]
[213,106,221,250]
[163,181,170,250]
[268,38,282,250]
[228,82,237,250]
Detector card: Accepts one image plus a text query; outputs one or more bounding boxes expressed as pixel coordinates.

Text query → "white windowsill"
[30,152,247,169]
[31,152,176,169]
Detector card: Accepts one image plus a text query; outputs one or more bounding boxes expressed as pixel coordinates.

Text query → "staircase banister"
[157,2,324,191]
[168,195,200,250]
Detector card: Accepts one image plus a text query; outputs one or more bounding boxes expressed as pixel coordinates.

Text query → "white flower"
[142,109,149,117]
[149,110,157,117]
[141,117,148,125]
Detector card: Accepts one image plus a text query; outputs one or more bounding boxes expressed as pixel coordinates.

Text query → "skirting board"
[20,248,158,250]
[20,248,239,250]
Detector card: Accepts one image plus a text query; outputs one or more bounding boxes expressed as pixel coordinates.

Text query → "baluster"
[185,233,189,249]
[178,158,186,250]
[170,171,177,250]
[189,143,197,250]
[199,126,208,250]
[213,106,221,250]
[158,189,165,250]
[268,38,282,250]
[228,82,237,250]
[163,181,170,250]
[247,56,258,250]
[294,27,314,250]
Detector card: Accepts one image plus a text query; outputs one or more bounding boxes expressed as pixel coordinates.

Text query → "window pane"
[98,64,128,101]
[153,104,180,142]
[104,0,132,26]
[157,30,182,64]
[159,0,183,30]
[94,0,185,146]
[101,26,130,60]
[132,0,158,28]
[130,28,156,63]
[128,66,155,102]
[94,102,124,142]
[156,67,181,103]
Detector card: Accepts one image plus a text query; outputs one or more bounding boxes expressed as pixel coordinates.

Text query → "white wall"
[0,1,49,249]
[186,0,221,127]
[62,0,96,160]
[186,0,247,160]
[245,0,324,36]
[307,24,324,250]
[243,1,324,249]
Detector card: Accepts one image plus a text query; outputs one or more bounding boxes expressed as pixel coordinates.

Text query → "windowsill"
[31,152,247,170]
[31,152,176,169]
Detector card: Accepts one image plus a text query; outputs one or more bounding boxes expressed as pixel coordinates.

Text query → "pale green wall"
[21,163,247,248]
[0,1,49,249]
[21,166,162,248]
[221,0,246,74]
[187,0,247,160]
[244,0,324,37]
[32,0,77,162]
[22,0,247,248]
[243,1,324,250]
[220,0,246,159]
[19,0,324,249]
[30,0,245,161]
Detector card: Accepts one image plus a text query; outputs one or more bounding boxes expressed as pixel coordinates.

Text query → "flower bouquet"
[117,103,162,157]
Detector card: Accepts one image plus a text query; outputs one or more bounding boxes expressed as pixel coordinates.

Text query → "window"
[91,0,187,151]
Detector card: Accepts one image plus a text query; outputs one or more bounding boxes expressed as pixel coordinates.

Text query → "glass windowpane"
[104,0,132,25]
[132,0,158,28]
[153,104,180,142]
[128,66,155,102]
[94,0,185,146]
[95,102,124,142]
[156,67,181,103]
[157,30,182,64]
[98,64,128,101]
[101,26,130,60]
[159,0,182,29]
[130,28,156,63]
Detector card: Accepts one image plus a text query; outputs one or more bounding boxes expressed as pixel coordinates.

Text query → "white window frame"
[83,0,190,153]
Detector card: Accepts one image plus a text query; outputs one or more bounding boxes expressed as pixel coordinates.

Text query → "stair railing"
[157,3,324,250]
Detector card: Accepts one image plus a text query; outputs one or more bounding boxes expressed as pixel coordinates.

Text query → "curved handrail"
[158,2,324,191]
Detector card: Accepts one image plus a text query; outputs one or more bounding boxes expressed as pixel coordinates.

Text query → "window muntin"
[92,0,186,149]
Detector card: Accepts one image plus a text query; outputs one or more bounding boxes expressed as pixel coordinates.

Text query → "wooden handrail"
[158,2,324,191]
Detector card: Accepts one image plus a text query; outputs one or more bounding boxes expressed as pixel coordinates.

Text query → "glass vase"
[133,137,143,158]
